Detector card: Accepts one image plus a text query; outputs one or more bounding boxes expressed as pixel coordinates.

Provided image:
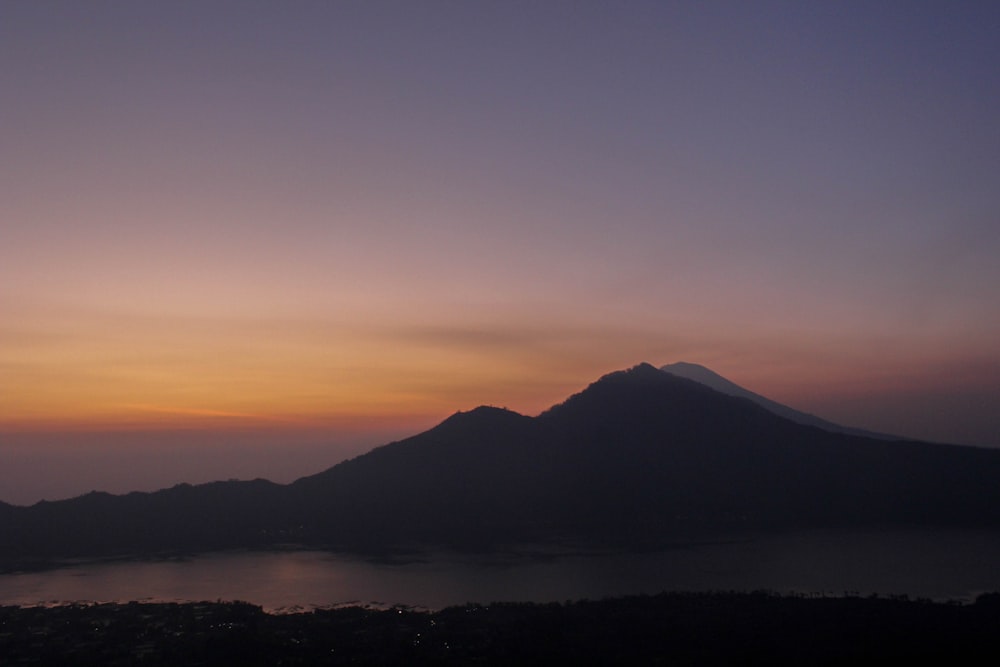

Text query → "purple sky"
[2,2,999,504]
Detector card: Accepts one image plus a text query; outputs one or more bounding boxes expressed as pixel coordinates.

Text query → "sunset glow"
[2,2,999,504]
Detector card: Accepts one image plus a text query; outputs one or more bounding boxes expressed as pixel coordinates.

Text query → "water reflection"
[3,529,1000,611]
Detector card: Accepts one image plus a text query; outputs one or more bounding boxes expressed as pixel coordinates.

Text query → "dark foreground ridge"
[4,592,1000,665]
[5,363,1000,565]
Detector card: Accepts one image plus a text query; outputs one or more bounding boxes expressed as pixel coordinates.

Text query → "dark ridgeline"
[4,363,1000,565]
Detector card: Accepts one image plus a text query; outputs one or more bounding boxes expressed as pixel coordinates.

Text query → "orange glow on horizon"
[3,300,998,445]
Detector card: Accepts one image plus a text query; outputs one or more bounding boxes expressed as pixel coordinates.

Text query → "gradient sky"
[3,2,999,504]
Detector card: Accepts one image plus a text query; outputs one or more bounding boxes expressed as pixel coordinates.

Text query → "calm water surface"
[3,529,1000,611]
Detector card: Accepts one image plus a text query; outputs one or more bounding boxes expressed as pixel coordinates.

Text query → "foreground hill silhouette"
[6,592,1000,665]
[4,363,1000,566]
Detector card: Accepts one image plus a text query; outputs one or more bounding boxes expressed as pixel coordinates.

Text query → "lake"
[3,529,1000,611]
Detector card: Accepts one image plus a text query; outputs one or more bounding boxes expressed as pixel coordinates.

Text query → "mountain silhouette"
[3,363,1000,565]
[660,361,898,439]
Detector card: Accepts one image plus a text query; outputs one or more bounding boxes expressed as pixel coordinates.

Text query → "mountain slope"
[3,363,1000,565]
[661,361,898,439]
[290,364,1000,547]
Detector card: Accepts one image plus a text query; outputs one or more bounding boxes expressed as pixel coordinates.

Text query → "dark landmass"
[4,363,1000,567]
[3,592,1000,665]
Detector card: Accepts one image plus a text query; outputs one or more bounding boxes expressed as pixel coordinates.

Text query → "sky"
[2,1,999,504]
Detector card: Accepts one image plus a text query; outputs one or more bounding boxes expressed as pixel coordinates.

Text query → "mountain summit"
[660,362,898,440]
[3,363,1000,564]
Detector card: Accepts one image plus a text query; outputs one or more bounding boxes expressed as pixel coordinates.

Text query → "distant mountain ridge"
[3,362,1000,567]
[660,362,899,440]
